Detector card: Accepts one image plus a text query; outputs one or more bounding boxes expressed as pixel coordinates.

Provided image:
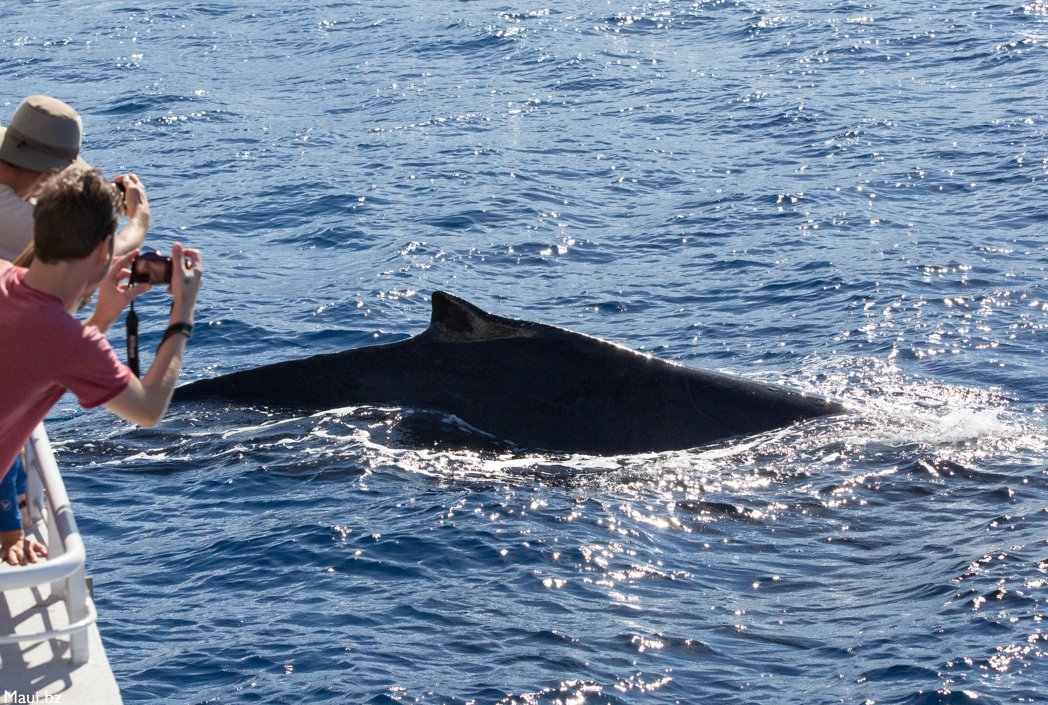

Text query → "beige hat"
[0,95,83,173]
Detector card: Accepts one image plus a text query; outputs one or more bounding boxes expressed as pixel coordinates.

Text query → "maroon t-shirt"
[0,260,131,479]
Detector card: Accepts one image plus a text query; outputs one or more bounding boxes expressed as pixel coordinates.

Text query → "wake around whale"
[174,292,845,455]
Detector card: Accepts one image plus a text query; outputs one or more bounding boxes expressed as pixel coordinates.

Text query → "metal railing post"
[0,424,96,665]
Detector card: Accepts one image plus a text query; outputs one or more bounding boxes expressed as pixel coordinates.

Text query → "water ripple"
[5,1,1047,703]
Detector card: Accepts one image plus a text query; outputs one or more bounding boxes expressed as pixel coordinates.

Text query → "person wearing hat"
[0,98,154,564]
[0,94,152,262]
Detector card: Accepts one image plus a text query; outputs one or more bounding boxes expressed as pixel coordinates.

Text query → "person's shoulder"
[0,186,34,261]
[15,288,80,337]
[0,185,34,220]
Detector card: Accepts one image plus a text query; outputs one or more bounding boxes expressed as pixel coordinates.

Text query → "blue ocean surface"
[3,1,1048,703]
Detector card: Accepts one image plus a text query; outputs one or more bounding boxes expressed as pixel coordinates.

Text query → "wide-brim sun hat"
[0,95,84,173]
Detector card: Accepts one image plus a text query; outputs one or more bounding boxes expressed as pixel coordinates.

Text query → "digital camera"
[131,251,172,285]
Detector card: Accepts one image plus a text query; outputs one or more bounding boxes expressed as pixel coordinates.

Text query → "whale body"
[174,291,845,455]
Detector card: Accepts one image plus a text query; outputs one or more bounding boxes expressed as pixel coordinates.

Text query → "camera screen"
[132,254,172,285]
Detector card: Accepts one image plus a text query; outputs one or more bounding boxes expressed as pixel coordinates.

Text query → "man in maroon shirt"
[0,163,203,563]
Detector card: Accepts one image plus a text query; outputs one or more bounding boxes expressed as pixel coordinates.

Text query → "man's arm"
[113,173,152,256]
[84,249,151,333]
[104,324,188,427]
[103,243,202,427]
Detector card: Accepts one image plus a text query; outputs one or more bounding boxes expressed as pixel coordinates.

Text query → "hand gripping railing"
[0,423,96,665]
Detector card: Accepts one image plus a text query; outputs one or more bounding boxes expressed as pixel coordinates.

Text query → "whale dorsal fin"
[429,291,531,342]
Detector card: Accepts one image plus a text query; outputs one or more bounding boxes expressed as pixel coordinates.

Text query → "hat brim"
[0,124,87,173]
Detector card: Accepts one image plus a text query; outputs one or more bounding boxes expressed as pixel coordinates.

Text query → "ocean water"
[3,1,1048,703]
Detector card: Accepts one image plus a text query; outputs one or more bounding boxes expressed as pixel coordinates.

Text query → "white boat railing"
[0,422,96,665]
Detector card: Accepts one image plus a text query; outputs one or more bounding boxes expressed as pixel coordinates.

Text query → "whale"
[173,291,845,455]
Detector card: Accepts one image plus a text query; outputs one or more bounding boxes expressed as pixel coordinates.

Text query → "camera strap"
[126,301,140,378]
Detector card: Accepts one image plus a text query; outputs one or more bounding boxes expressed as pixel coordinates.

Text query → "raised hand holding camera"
[87,249,151,334]
[112,173,150,225]
[122,243,203,376]
[165,242,203,339]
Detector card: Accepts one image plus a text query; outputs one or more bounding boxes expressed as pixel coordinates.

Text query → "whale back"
[173,290,845,454]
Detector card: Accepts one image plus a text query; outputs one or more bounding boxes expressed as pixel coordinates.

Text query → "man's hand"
[113,173,151,224]
[113,173,152,256]
[103,243,203,428]
[168,243,203,322]
[86,249,151,333]
[1,529,48,566]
